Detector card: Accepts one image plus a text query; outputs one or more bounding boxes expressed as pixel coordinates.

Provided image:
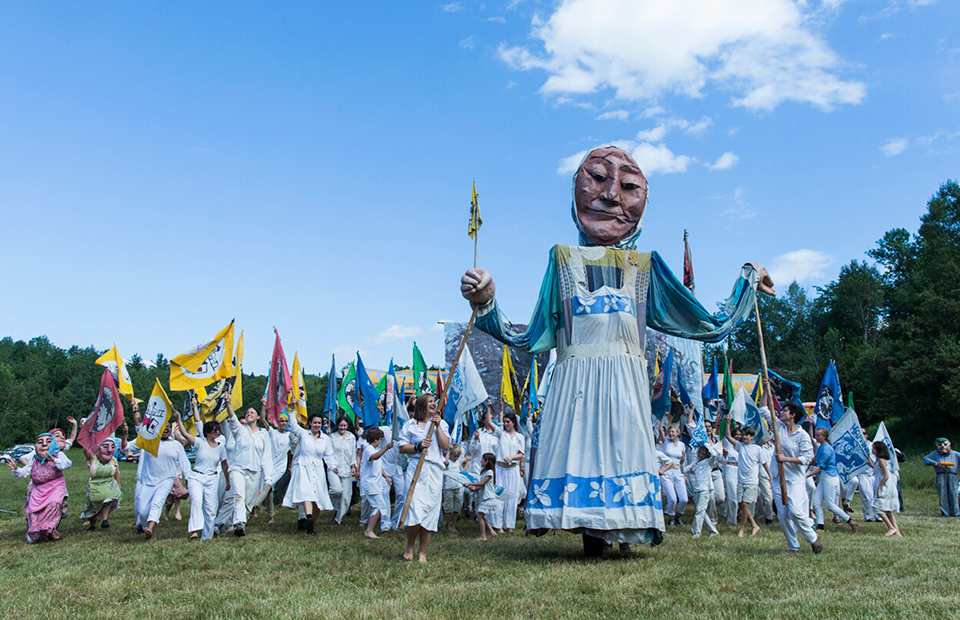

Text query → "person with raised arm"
[283,411,338,534]
[725,413,762,537]
[178,397,230,540]
[7,432,72,542]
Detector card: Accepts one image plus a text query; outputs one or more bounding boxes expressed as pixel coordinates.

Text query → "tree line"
[2,180,958,449]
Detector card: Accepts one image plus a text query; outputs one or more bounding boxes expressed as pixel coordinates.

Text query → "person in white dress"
[398,393,449,563]
[872,441,901,537]
[329,417,357,525]
[283,412,338,534]
[464,453,499,541]
[467,404,501,517]
[683,445,720,538]
[494,412,526,533]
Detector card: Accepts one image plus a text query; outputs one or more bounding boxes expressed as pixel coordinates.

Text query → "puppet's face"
[574,147,648,246]
[35,435,52,460]
[97,441,115,463]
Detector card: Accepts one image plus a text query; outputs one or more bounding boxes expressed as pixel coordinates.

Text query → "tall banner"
[265,329,293,428]
[290,353,308,426]
[135,379,175,458]
[323,354,338,422]
[231,331,245,411]
[828,408,873,486]
[355,353,382,429]
[170,321,235,391]
[337,362,357,423]
[443,345,488,426]
[77,369,125,453]
[874,421,899,475]
[814,360,844,429]
[95,345,135,399]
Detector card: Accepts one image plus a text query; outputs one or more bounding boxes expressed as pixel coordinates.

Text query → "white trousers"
[691,490,718,537]
[723,465,738,524]
[774,478,818,552]
[662,469,688,517]
[136,478,176,528]
[709,469,725,521]
[493,465,523,529]
[388,471,406,530]
[844,473,876,520]
[232,469,263,527]
[330,474,352,524]
[187,473,219,540]
[814,474,850,525]
[756,475,774,520]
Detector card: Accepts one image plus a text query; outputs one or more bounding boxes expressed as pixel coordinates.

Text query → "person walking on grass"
[923,437,960,518]
[464,452,499,542]
[724,416,762,537]
[873,442,901,537]
[771,402,822,554]
[359,426,393,539]
[808,427,858,534]
[398,393,450,563]
[683,444,720,538]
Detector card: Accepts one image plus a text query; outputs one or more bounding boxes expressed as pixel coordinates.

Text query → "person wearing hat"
[923,437,960,517]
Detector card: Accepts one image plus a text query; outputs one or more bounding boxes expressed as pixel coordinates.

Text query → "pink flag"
[266,328,293,427]
[77,369,125,454]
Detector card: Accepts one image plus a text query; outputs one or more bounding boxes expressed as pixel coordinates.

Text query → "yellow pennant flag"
[231,331,244,411]
[169,320,235,391]
[290,353,308,426]
[95,345,135,399]
[653,345,662,378]
[135,379,175,458]
[501,345,517,414]
[468,180,482,240]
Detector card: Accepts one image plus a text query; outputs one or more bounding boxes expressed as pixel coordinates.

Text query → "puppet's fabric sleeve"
[647,251,759,343]
[474,247,560,354]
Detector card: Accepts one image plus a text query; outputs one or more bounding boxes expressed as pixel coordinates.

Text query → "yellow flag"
[200,379,231,423]
[653,345,662,377]
[231,331,244,411]
[170,321,235,391]
[95,345,135,399]
[500,345,517,413]
[468,180,482,240]
[135,379,175,458]
[290,353,308,426]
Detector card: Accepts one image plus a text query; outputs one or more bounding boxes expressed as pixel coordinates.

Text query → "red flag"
[436,369,445,411]
[683,229,695,295]
[266,328,293,427]
[77,369,125,454]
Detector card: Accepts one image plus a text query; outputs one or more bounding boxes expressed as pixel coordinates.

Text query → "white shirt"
[330,431,358,476]
[723,438,738,465]
[496,431,525,467]
[735,442,762,486]
[684,453,719,492]
[287,423,338,471]
[758,444,774,480]
[268,428,290,485]
[360,442,386,496]
[140,440,191,484]
[469,427,501,474]
[399,418,449,467]
[192,441,228,476]
[770,422,814,486]
[378,426,401,478]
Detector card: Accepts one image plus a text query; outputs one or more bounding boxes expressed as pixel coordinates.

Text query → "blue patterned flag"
[702,357,719,402]
[651,348,674,420]
[323,355,338,422]
[768,369,803,408]
[443,344,488,429]
[827,407,872,486]
[730,386,773,445]
[814,360,844,429]
[355,353,382,429]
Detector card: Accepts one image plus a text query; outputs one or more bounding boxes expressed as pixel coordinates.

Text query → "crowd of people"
[4,386,952,559]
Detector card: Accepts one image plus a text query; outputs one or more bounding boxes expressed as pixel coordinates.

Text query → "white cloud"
[685,116,713,136]
[558,149,590,175]
[368,325,423,345]
[768,249,833,286]
[442,2,464,12]
[459,35,475,50]
[635,116,711,142]
[488,16,507,23]
[707,151,740,171]
[597,109,630,121]
[720,186,756,219]
[881,137,909,156]
[640,106,665,118]
[498,0,865,111]
[636,124,670,142]
[332,344,372,361]
[630,142,693,174]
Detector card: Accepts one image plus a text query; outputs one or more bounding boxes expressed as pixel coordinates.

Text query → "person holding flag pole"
[755,298,822,554]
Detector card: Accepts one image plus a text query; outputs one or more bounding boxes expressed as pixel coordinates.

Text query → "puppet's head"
[572,146,648,249]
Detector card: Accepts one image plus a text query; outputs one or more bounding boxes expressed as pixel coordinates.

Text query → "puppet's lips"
[581,203,630,224]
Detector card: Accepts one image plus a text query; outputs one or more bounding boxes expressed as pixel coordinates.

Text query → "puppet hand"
[750,264,776,296]
[461,269,496,306]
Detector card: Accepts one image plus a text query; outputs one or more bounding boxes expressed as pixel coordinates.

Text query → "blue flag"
[355,353,382,429]
[323,354,338,422]
[443,345,488,428]
[702,357,719,402]
[828,407,872,486]
[767,369,802,408]
[814,360,844,429]
[651,348,674,420]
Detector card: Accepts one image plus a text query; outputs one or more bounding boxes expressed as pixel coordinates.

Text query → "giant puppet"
[460,146,774,555]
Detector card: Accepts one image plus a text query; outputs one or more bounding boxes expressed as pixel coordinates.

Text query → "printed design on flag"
[572,294,634,316]
[829,409,872,485]
[140,397,168,440]
[91,386,117,433]
[526,472,661,511]
[180,338,226,380]
[815,385,835,422]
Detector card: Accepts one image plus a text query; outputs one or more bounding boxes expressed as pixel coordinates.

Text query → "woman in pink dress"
[7,433,73,542]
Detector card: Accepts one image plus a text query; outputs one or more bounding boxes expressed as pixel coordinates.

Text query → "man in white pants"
[771,402,822,553]
[136,423,192,540]
[222,398,272,537]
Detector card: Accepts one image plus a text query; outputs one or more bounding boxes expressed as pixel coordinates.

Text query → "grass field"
[0,451,957,620]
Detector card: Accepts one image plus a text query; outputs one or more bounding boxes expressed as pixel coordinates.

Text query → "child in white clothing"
[464,453,497,542]
[684,445,720,537]
[726,417,762,537]
[360,427,393,539]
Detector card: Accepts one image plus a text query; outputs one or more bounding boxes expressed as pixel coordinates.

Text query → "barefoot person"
[359,426,393,539]
[398,393,450,562]
[464,453,498,541]
[873,442,901,537]
[724,416,762,537]
[460,145,774,556]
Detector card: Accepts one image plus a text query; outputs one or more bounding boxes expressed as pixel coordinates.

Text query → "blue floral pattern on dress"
[572,294,635,317]
[526,472,661,510]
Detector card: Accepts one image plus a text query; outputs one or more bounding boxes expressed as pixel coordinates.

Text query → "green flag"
[720,359,735,436]
[413,342,429,396]
[375,373,386,395]
[337,362,357,423]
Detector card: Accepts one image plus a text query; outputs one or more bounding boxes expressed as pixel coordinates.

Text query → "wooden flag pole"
[399,305,480,527]
[754,295,789,506]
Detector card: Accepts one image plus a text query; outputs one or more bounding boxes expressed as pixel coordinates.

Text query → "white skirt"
[403,460,442,532]
[282,462,334,511]
[525,352,664,543]
[874,477,899,513]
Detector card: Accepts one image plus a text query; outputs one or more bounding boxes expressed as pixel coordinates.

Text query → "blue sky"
[1,1,957,375]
